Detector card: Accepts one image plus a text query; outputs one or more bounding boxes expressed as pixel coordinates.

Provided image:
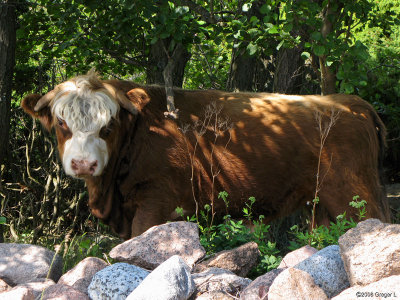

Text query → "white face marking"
[51,77,119,177]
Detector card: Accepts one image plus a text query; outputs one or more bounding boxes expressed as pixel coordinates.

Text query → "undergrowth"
[177,193,368,278]
[0,192,369,277]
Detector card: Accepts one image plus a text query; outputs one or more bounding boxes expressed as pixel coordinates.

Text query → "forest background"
[0,0,399,263]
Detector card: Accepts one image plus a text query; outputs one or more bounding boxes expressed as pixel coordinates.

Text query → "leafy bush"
[176,192,281,277]
[289,196,367,250]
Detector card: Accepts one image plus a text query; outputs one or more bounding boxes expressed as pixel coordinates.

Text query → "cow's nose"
[71,159,98,176]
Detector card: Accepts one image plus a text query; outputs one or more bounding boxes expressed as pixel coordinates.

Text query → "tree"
[0,1,17,169]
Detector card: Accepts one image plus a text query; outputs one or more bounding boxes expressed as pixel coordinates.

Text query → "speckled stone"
[295,245,349,298]
[88,263,149,300]
[109,221,205,270]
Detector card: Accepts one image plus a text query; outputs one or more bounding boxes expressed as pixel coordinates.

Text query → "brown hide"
[22,79,390,239]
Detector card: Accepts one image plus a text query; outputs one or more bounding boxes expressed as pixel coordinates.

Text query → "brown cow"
[21,71,390,239]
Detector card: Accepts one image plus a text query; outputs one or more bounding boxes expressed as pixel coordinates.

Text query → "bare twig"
[311,108,341,231]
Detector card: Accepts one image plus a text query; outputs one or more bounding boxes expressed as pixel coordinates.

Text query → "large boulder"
[339,218,400,286]
[295,245,349,298]
[127,255,195,300]
[0,243,62,285]
[110,221,205,270]
[88,263,149,300]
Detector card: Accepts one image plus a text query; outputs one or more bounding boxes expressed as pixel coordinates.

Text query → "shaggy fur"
[22,72,391,239]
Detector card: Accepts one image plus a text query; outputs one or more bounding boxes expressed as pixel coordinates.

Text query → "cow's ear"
[103,83,137,115]
[126,88,150,112]
[21,94,53,131]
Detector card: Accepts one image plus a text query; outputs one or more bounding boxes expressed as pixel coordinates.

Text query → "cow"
[21,71,391,239]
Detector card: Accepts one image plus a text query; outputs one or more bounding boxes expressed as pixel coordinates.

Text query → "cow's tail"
[372,108,391,222]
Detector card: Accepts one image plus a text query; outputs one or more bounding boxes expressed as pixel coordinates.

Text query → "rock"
[0,279,10,292]
[88,262,149,300]
[194,242,259,277]
[268,267,328,300]
[58,257,108,294]
[16,279,55,299]
[278,245,318,268]
[332,275,400,300]
[195,291,234,299]
[110,221,205,270]
[339,218,400,286]
[39,284,90,300]
[127,255,195,300]
[239,268,284,300]
[192,268,251,297]
[295,245,349,298]
[0,286,34,300]
[0,243,62,285]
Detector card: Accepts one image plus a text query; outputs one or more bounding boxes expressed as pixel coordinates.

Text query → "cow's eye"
[100,120,114,138]
[57,117,64,127]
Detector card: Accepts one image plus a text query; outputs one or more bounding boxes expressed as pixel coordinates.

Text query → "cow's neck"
[85,112,138,222]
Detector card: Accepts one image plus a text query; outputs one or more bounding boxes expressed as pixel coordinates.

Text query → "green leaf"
[242,3,252,12]
[313,45,325,56]
[283,23,293,32]
[260,4,271,14]
[268,26,279,34]
[301,51,311,60]
[276,40,284,50]
[0,216,6,225]
[247,42,258,56]
[311,31,322,41]
[150,36,158,44]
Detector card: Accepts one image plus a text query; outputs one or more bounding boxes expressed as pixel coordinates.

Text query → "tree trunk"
[227,48,271,92]
[146,39,191,88]
[0,2,16,168]
[0,1,16,243]
[226,1,273,92]
[319,3,338,95]
[273,47,303,94]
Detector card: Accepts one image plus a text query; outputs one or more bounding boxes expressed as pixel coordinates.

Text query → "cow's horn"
[34,90,56,111]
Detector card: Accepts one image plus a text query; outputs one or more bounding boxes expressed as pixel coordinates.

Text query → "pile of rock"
[0,219,399,299]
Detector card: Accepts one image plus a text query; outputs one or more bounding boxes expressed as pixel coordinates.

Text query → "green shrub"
[289,196,366,250]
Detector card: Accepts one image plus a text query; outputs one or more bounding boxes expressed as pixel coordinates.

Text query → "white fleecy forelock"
[51,76,119,177]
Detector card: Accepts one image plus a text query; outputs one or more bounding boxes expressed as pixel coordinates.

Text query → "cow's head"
[21,71,143,178]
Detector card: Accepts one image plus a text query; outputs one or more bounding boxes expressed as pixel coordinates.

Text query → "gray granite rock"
[110,221,205,270]
[88,263,149,300]
[0,243,62,285]
[127,255,195,300]
[295,245,349,298]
